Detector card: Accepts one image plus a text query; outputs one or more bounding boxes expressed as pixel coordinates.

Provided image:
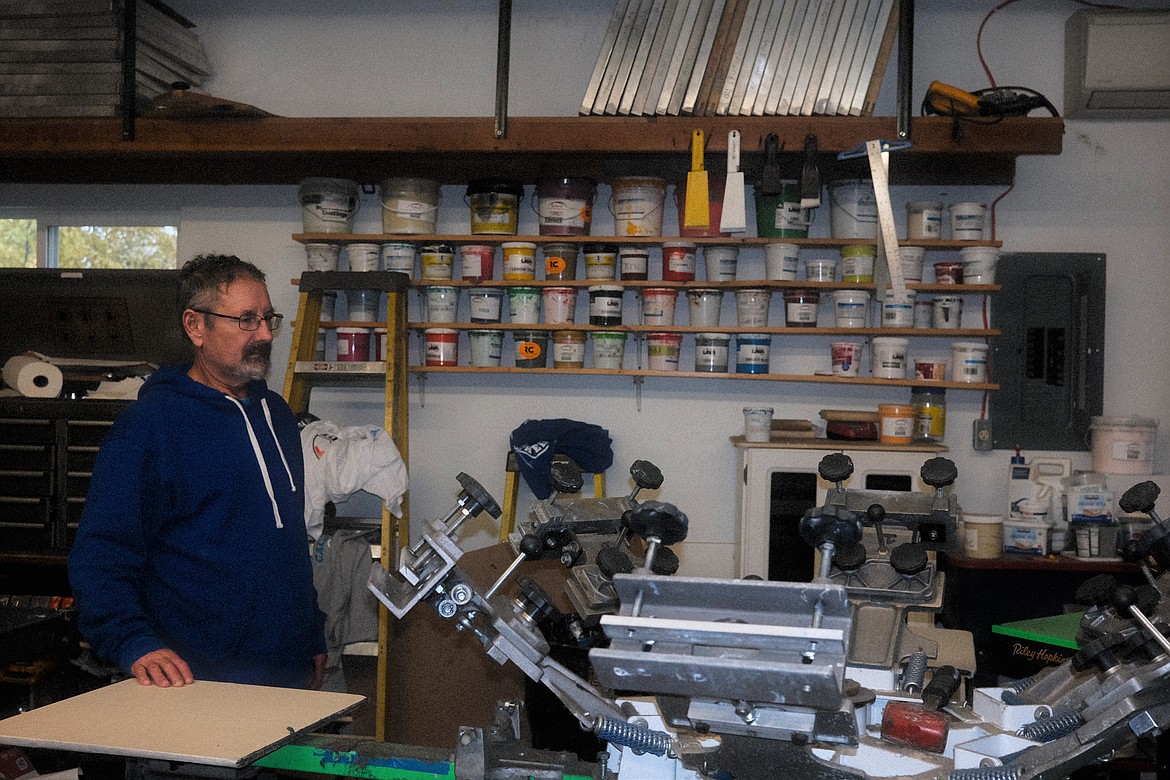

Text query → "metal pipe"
[495,0,512,139]
[896,0,914,141]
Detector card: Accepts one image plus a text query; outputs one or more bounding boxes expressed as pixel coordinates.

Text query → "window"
[0,220,177,269]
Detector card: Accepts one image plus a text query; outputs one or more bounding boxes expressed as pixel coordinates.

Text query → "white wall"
[2,0,1167,575]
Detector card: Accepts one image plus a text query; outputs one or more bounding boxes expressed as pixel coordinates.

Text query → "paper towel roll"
[3,355,64,398]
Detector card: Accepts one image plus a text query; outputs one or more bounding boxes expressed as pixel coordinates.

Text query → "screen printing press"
[3,457,1169,780]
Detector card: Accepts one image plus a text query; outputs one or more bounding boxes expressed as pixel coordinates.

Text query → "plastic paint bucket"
[304,243,340,271]
[424,328,459,366]
[347,242,381,272]
[906,201,944,239]
[336,327,372,361]
[961,246,999,284]
[380,177,440,234]
[675,176,729,238]
[829,179,877,239]
[542,286,578,324]
[502,242,538,280]
[754,180,809,238]
[934,261,963,284]
[764,243,800,280]
[831,342,864,377]
[588,285,623,326]
[611,176,666,237]
[468,287,504,323]
[695,332,730,372]
[584,244,618,280]
[468,329,504,367]
[950,202,987,240]
[871,337,909,379]
[347,289,380,321]
[513,330,549,368]
[536,176,596,236]
[381,242,416,276]
[424,285,459,322]
[647,332,682,371]
[743,406,774,442]
[662,241,697,281]
[704,245,738,281]
[833,290,869,328]
[950,341,989,383]
[543,242,579,281]
[592,331,627,369]
[687,288,724,328]
[373,327,387,361]
[299,177,359,233]
[641,287,678,327]
[963,513,1004,559]
[507,286,541,324]
[1090,416,1158,474]
[881,291,916,328]
[783,289,819,327]
[878,404,916,444]
[840,245,876,283]
[899,246,925,282]
[914,297,934,328]
[933,295,963,329]
[552,330,587,368]
[735,288,771,327]
[466,178,523,235]
[460,244,496,283]
[805,257,837,282]
[736,333,771,374]
[420,244,455,280]
[619,246,649,280]
[914,359,948,381]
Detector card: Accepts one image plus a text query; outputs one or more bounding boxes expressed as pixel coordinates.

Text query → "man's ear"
[182,309,206,348]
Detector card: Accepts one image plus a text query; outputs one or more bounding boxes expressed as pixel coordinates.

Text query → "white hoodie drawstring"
[227,396,284,529]
[260,398,297,494]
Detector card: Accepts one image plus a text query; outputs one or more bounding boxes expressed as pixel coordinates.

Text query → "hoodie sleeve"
[68,432,167,673]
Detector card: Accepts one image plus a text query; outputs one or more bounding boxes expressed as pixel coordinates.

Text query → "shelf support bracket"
[495,0,512,139]
[120,0,137,141]
[632,374,644,412]
[415,371,427,408]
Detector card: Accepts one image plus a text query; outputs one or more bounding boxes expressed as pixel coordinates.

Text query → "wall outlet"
[973,419,994,451]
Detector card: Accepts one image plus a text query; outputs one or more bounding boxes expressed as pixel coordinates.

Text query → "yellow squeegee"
[684,129,709,229]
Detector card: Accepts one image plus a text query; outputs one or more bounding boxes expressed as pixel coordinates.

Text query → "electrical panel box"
[1065,9,1170,118]
[990,253,1105,451]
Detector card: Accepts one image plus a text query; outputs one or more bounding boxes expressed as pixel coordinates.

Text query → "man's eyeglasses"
[192,309,284,332]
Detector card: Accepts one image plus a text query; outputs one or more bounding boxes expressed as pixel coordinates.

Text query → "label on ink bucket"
[541,198,590,231]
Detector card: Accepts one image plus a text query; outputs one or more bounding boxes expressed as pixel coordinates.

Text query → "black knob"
[1120,481,1161,515]
[920,457,958,489]
[549,460,584,495]
[921,665,961,710]
[623,501,688,545]
[818,453,854,483]
[799,507,863,550]
[834,542,868,571]
[890,543,929,575]
[518,534,545,559]
[866,504,886,526]
[516,575,557,623]
[651,546,680,576]
[1114,584,1161,617]
[630,460,664,491]
[1075,574,1118,607]
[596,546,634,578]
[457,472,502,519]
[1120,538,1145,564]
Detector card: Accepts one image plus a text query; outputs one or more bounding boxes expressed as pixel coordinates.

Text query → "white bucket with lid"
[1090,416,1158,474]
[610,176,666,237]
[951,341,989,383]
[299,177,359,233]
[950,202,987,240]
[380,177,441,234]
[828,179,878,239]
[871,336,908,379]
[833,289,869,328]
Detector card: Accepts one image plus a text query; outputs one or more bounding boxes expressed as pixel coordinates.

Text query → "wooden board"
[0,679,364,768]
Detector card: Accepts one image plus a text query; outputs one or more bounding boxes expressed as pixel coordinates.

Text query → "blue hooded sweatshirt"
[68,364,326,688]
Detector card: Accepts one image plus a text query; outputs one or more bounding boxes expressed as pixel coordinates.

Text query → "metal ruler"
[839,139,910,306]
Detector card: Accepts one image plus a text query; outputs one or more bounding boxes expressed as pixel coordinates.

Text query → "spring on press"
[1017,709,1085,742]
[902,649,929,693]
[949,767,1023,780]
[999,675,1037,705]
[594,716,672,756]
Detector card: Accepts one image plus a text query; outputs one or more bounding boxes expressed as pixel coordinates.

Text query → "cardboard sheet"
[0,679,363,768]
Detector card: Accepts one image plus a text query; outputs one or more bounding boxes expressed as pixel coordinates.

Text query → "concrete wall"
[2,0,1167,575]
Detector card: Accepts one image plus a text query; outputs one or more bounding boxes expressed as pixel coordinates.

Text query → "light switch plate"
[973,419,994,451]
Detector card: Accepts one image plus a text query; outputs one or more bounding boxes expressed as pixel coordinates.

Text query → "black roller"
[457,472,502,519]
[890,543,929,576]
[630,460,664,491]
[920,457,958,489]
[1119,481,1161,515]
[818,452,854,483]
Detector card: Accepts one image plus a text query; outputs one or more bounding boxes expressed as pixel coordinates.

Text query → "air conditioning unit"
[1064,9,1170,118]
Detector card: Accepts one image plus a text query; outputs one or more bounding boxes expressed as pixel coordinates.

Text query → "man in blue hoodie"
[69,255,327,690]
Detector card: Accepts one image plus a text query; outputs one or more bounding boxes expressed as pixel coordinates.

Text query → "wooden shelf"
[943,552,1137,573]
[294,234,1005,250]
[729,435,947,452]
[399,280,1000,292]
[406,364,997,390]
[402,322,1000,337]
[0,115,1063,185]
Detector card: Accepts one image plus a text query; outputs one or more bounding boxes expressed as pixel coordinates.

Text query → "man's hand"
[307,653,327,690]
[131,648,194,688]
